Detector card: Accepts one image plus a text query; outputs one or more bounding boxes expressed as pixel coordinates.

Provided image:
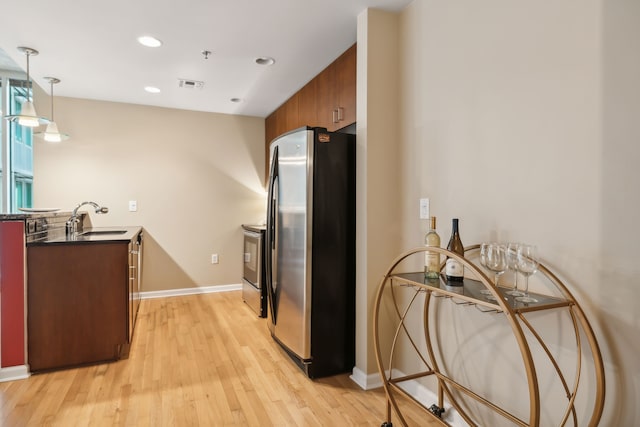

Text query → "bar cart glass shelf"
[373,245,605,427]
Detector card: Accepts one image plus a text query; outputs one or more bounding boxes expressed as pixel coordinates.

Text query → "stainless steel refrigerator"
[265,126,355,379]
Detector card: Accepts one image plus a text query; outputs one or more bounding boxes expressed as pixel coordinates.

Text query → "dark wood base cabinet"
[27,232,142,373]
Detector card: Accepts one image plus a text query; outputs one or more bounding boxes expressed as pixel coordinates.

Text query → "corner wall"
[354,8,402,383]
[33,96,266,291]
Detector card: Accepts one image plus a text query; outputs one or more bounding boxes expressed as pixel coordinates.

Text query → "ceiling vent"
[178,79,205,90]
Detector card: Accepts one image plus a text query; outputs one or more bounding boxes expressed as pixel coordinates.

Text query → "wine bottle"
[445,218,464,284]
[424,217,441,280]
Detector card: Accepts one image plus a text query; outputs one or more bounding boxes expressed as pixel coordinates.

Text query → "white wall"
[33,97,266,291]
[381,0,639,425]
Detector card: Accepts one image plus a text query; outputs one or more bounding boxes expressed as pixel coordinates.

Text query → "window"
[1,77,34,212]
[15,175,32,208]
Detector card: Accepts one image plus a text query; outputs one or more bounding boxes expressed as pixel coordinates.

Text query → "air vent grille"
[178,79,205,90]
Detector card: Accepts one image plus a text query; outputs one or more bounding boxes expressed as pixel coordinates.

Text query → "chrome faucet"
[66,201,109,236]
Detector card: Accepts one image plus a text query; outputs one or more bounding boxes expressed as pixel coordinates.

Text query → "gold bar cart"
[373,245,605,427]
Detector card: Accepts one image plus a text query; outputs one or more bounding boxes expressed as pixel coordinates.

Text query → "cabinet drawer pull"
[332,109,339,123]
[337,106,344,121]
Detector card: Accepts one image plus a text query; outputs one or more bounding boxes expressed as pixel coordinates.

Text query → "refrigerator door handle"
[265,145,279,323]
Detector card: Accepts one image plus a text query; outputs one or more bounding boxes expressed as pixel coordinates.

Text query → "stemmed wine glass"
[485,243,507,286]
[504,243,524,296]
[479,242,489,269]
[480,243,505,301]
[515,244,539,303]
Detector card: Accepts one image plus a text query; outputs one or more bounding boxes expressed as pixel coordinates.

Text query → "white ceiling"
[0,0,412,118]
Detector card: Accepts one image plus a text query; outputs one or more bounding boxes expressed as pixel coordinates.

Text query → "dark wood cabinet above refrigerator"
[264,44,356,182]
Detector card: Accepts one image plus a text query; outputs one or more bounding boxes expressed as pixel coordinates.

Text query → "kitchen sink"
[80,230,127,236]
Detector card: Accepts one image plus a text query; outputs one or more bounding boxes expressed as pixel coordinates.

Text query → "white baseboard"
[351,367,467,427]
[0,365,30,382]
[140,283,242,300]
[350,366,384,390]
[0,286,240,383]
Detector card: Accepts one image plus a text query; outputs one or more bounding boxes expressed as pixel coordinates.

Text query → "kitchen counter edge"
[28,226,143,246]
[0,211,75,220]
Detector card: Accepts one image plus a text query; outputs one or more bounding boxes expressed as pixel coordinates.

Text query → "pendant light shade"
[4,47,50,127]
[36,77,69,142]
[17,101,40,126]
[43,121,65,142]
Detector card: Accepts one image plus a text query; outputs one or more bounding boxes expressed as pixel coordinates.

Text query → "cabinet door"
[335,44,357,129]
[298,79,318,128]
[27,243,128,372]
[315,44,356,131]
[283,93,300,131]
[128,241,135,342]
[128,233,142,343]
[0,221,26,367]
[315,63,337,131]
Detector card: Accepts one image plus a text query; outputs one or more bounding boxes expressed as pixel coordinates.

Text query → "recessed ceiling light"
[255,57,275,66]
[137,36,163,48]
[230,98,242,103]
[145,86,161,93]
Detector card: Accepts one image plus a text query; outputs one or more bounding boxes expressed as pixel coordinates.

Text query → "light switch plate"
[129,200,137,212]
[419,198,430,219]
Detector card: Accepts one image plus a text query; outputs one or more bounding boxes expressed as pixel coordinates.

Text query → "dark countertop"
[28,226,143,246]
[0,210,74,221]
[242,224,266,233]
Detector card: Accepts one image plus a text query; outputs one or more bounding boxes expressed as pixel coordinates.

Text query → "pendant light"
[4,46,49,127]
[35,77,69,142]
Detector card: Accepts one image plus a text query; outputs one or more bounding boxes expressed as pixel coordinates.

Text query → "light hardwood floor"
[1,291,436,426]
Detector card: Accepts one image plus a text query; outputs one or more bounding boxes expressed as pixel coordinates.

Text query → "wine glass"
[479,242,489,269]
[504,243,524,296]
[478,242,491,297]
[485,243,507,284]
[480,243,505,301]
[515,244,539,303]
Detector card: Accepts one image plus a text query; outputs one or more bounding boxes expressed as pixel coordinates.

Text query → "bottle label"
[445,258,464,279]
[425,252,440,278]
[424,251,440,271]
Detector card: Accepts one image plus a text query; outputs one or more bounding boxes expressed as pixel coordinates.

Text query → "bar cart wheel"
[381,422,393,427]
[428,404,445,418]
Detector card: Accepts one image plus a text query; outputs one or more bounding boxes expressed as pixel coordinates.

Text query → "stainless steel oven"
[242,225,266,317]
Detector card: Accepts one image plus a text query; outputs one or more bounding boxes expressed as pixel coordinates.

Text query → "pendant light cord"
[50,80,54,120]
[26,50,31,103]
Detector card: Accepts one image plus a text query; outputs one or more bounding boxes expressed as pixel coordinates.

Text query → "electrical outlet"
[129,200,137,212]
[419,198,430,219]
[211,254,219,264]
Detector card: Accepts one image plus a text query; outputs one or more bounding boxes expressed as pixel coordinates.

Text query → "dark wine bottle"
[445,218,464,284]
